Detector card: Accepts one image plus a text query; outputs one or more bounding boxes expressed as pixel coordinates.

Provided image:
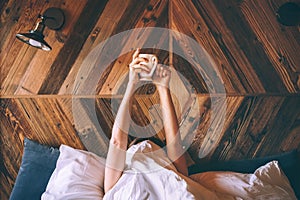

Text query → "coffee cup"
[138,54,158,81]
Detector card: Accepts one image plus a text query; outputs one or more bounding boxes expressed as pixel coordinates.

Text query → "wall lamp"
[16,7,65,51]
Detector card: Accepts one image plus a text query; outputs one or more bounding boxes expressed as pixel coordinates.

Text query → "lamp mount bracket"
[42,7,65,30]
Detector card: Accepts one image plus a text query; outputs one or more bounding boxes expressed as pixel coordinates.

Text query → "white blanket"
[43,140,297,200]
[104,140,297,200]
[103,140,232,200]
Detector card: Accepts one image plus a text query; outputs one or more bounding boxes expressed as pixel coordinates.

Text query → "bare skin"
[104,49,188,193]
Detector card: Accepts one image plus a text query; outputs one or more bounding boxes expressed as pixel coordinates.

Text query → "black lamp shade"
[16,31,52,51]
[16,7,64,51]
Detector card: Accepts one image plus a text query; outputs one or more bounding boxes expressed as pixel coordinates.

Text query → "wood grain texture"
[240,0,300,93]
[1,0,300,199]
[14,0,89,95]
[170,0,265,94]
[0,0,46,94]
[0,97,85,199]
[38,0,108,94]
[98,0,169,95]
[1,0,299,95]
[1,95,299,198]
[211,0,296,93]
[211,96,300,160]
[58,0,137,95]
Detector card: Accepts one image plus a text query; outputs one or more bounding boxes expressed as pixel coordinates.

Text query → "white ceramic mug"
[138,54,158,81]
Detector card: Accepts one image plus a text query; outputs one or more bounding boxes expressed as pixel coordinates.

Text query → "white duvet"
[42,140,297,200]
[103,140,222,200]
[104,140,297,200]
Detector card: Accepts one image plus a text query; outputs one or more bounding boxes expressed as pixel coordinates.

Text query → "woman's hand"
[128,49,150,85]
[153,64,171,90]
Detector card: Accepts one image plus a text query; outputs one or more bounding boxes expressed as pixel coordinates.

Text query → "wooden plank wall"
[1,0,300,199]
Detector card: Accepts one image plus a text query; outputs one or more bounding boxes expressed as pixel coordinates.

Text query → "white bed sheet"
[104,140,233,200]
[42,140,297,200]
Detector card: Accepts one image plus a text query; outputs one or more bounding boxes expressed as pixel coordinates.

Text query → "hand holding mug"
[137,54,158,81]
[128,49,150,85]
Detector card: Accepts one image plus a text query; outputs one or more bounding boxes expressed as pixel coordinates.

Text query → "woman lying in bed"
[103,49,297,200]
[103,49,224,200]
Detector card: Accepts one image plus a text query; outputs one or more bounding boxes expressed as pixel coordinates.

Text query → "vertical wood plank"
[0,99,23,200]
[98,0,169,95]
[241,0,300,93]
[58,0,135,94]
[281,114,300,151]
[255,96,300,156]
[14,0,88,95]
[38,0,109,94]
[212,0,288,93]
[170,0,265,94]
[188,95,244,162]
[210,96,292,160]
[72,98,109,156]
[0,0,46,94]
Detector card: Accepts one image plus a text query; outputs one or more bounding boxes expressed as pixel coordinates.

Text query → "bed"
[9,138,299,200]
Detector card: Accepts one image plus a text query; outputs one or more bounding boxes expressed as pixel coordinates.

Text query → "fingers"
[155,64,170,78]
[130,57,147,66]
[129,58,151,76]
[132,48,140,60]
[131,63,150,73]
[129,57,150,69]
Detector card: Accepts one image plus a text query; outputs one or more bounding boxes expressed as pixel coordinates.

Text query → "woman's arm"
[104,49,149,193]
[154,65,188,176]
[104,84,133,193]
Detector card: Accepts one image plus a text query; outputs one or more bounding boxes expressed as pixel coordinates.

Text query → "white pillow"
[41,145,106,200]
[190,160,297,200]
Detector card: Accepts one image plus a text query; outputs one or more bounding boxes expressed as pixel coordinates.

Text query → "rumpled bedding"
[41,140,297,200]
[104,140,297,200]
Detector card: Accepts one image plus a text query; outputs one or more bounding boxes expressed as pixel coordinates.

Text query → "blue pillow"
[9,138,59,200]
